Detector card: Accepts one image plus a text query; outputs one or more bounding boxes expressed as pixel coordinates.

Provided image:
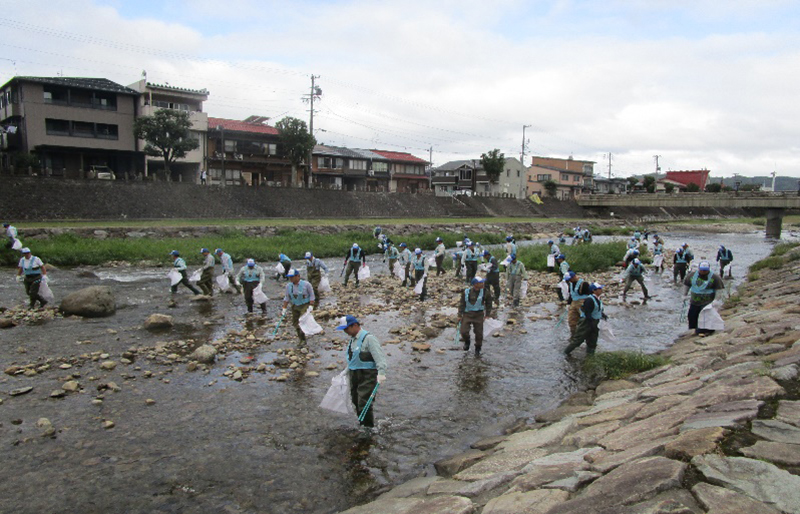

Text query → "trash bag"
[483,317,503,339]
[319,368,355,416]
[414,274,426,295]
[357,265,370,281]
[274,263,284,274]
[478,263,491,273]
[216,274,231,292]
[652,255,664,268]
[520,280,529,299]
[253,284,268,305]
[393,261,405,281]
[598,319,616,342]
[168,270,182,286]
[299,308,324,336]
[427,257,436,268]
[189,269,201,283]
[38,278,55,303]
[11,239,22,251]
[699,304,725,331]
[547,254,555,268]
[501,256,512,268]
[319,275,331,293]
[460,264,466,275]
[558,280,569,300]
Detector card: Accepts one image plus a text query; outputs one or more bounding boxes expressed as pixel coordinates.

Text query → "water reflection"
[455,355,489,393]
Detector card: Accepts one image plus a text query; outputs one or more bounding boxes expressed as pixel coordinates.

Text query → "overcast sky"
[2,0,799,178]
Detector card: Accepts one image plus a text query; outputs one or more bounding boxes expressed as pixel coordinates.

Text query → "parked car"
[87,165,115,180]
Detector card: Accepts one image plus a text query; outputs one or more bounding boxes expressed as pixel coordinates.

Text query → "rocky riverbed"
[341,244,800,513]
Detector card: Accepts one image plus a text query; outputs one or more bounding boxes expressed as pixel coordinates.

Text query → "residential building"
[532,156,595,192]
[592,176,628,194]
[207,117,293,186]
[369,149,428,193]
[664,170,710,191]
[430,159,490,196]
[494,157,527,198]
[311,145,428,191]
[128,79,209,182]
[0,76,140,178]
[526,164,584,200]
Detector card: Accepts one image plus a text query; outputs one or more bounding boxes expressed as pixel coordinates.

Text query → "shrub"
[515,241,636,273]
[583,351,669,380]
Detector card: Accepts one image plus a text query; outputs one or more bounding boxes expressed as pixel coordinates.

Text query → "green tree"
[627,176,639,190]
[543,180,558,197]
[664,183,675,194]
[705,182,722,193]
[740,183,761,192]
[480,149,505,184]
[686,183,700,192]
[276,116,316,187]
[134,110,198,180]
[643,175,656,193]
[13,152,40,174]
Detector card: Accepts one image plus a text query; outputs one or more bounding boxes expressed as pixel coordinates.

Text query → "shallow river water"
[0,230,790,513]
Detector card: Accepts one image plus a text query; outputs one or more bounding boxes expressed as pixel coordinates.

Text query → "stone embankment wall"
[342,247,800,514]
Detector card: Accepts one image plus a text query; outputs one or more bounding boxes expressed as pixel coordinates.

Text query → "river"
[0,229,790,514]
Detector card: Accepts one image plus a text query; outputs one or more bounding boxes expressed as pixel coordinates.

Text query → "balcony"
[140,105,208,130]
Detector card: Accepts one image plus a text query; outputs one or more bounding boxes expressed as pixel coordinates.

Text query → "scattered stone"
[590,436,675,474]
[776,400,800,427]
[542,470,602,492]
[189,344,217,364]
[595,379,639,396]
[498,418,577,452]
[60,286,116,317]
[751,419,800,444]
[305,371,319,378]
[99,361,117,371]
[427,471,517,498]
[563,420,622,447]
[434,449,488,477]
[770,364,799,381]
[102,420,115,429]
[411,343,431,352]
[232,370,243,381]
[454,448,549,482]
[145,399,156,405]
[692,482,781,514]
[9,386,33,396]
[740,441,800,466]
[50,390,66,398]
[470,435,507,451]
[62,381,80,392]
[0,317,15,329]
[680,400,761,432]
[59,363,72,370]
[616,489,701,514]
[186,362,198,372]
[665,427,727,459]
[144,313,173,330]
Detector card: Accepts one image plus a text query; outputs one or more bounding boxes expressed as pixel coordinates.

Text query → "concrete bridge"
[577,192,800,237]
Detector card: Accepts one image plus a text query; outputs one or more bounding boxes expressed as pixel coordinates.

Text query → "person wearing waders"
[564,282,606,356]
[434,237,446,276]
[623,248,640,267]
[673,246,689,283]
[215,248,241,294]
[236,259,266,313]
[4,222,18,249]
[410,248,428,301]
[547,240,560,272]
[337,315,387,428]
[622,258,650,301]
[565,271,591,336]
[386,242,399,278]
[452,242,464,278]
[343,243,366,287]
[556,254,570,278]
[463,241,479,284]
[398,243,412,287]
[716,245,733,277]
[572,226,582,245]
[683,261,724,336]
[170,250,201,295]
[483,250,501,308]
[582,228,592,244]
[197,248,215,296]
[506,253,526,307]
[633,230,642,242]
[277,253,292,281]
[282,269,315,343]
[505,235,517,259]
[304,251,328,301]
[16,247,48,309]
[652,238,665,273]
[458,277,493,356]
[627,236,639,250]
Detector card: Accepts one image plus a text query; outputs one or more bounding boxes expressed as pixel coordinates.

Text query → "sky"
[1,0,799,178]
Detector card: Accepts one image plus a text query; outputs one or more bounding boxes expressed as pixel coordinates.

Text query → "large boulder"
[189,344,217,364]
[144,313,173,330]
[59,286,116,318]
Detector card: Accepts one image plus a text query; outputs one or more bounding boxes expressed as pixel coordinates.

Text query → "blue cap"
[2,223,8,227]
[375,227,381,232]
[335,315,360,330]
[564,271,575,281]
[507,236,513,241]
[511,253,517,260]
[200,248,209,253]
[436,237,442,242]
[246,258,255,267]
[170,250,180,256]
[557,254,565,260]
[414,248,422,254]
[287,268,300,277]
[215,248,223,254]
[483,250,490,256]
[305,251,312,259]
[352,243,359,249]
[471,277,485,285]
[590,282,604,291]
[548,240,554,244]
[633,258,641,265]
[279,253,286,259]
[633,249,640,255]
[400,242,407,247]
[699,261,711,271]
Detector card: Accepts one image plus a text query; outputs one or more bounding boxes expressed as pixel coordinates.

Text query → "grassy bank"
[746,242,800,281]
[512,241,648,273]
[2,229,510,267]
[583,351,670,381]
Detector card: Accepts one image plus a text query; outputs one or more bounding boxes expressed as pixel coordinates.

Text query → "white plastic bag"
[38,278,55,303]
[520,280,528,299]
[558,280,569,300]
[357,265,370,281]
[393,261,405,281]
[319,275,331,293]
[189,269,201,283]
[483,317,503,339]
[478,263,492,272]
[699,304,725,331]
[414,274,426,295]
[653,255,664,268]
[275,263,284,274]
[299,308,324,336]
[501,256,512,268]
[598,319,616,342]
[319,369,355,416]
[547,254,555,268]
[168,269,182,286]
[11,239,22,251]
[216,274,231,292]
[253,284,268,305]
[427,257,436,268]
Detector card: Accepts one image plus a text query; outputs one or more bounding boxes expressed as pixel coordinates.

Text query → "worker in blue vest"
[556,253,570,278]
[483,249,501,307]
[716,245,733,277]
[633,230,642,241]
[386,242,400,277]
[565,271,591,336]
[434,237,446,276]
[463,241,479,284]
[673,245,692,283]
[275,253,292,281]
[505,235,517,258]
[582,228,592,244]
[398,243,412,286]
[547,240,560,271]
[4,222,18,249]
[16,247,48,309]
[282,269,316,343]
[564,282,606,357]
[452,242,464,278]
[627,236,639,250]
[304,251,329,300]
[236,258,266,313]
[683,261,724,335]
[623,248,640,267]
[622,258,650,301]
[458,277,494,356]
[411,248,428,300]
[215,248,241,294]
[652,238,665,273]
[506,253,526,307]
[197,248,216,296]
[169,250,201,295]
[343,243,366,287]
[337,315,387,428]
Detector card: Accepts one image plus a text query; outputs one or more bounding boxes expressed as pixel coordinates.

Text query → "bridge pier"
[766,208,784,239]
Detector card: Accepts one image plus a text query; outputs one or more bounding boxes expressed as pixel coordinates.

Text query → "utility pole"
[303,74,322,188]
[605,152,613,179]
[521,125,531,166]
[218,124,226,188]
[653,155,662,177]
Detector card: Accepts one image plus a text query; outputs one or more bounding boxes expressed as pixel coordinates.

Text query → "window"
[72,121,95,137]
[506,169,509,177]
[350,160,367,170]
[460,169,472,181]
[96,123,119,140]
[224,140,236,152]
[153,100,190,111]
[335,158,345,168]
[583,163,593,174]
[561,173,570,181]
[517,170,520,178]
[93,92,117,110]
[537,174,551,181]
[373,162,388,172]
[573,175,581,182]
[43,87,68,105]
[45,118,70,136]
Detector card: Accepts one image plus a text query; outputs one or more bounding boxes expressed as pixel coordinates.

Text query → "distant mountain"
[713,176,800,191]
